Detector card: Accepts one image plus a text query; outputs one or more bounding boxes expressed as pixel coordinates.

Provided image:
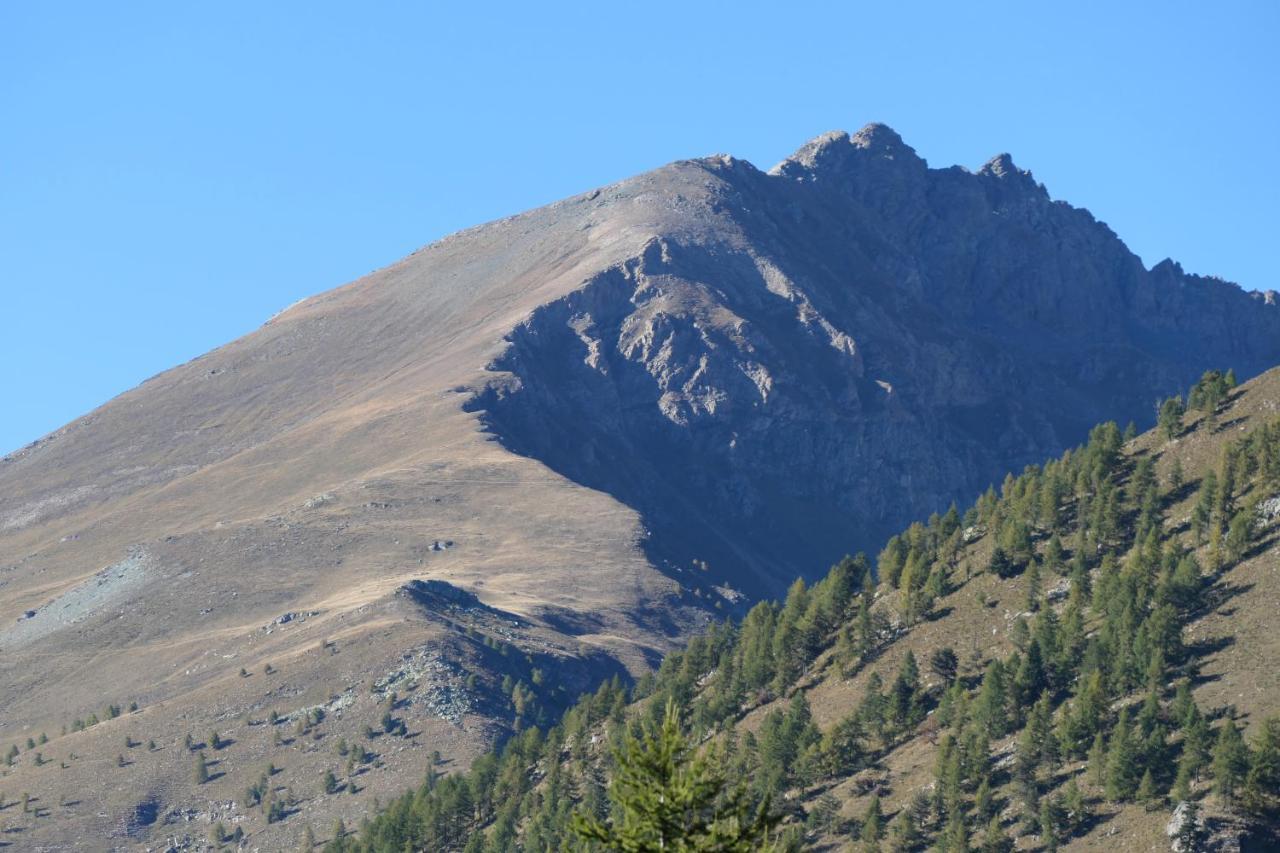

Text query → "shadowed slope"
[472,125,1280,597]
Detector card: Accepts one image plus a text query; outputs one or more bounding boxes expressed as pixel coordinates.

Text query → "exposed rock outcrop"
[472,126,1280,595]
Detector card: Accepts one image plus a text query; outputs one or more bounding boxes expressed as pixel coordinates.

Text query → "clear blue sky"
[2,2,1277,455]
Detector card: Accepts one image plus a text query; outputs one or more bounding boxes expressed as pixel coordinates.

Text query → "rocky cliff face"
[472,124,1280,597]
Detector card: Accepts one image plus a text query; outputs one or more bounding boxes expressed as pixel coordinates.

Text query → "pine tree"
[886,809,919,852]
[1212,718,1249,806]
[974,776,995,822]
[1192,471,1217,544]
[1063,778,1087,835]
[1225,510,1254,564]
[807,792,839,834]
[194,752,209,784]
[1172,759,1194,802]
[1182,707,1212,778]
[859,672,890,748]
[1014,728,1041,811]
[1027,693,1059,768]
[979,815,1012,853]
[860,795,884,846]
[1025,559,1042,612]
[941,808,970,853]
[855,589,875,647]
[930,647,959,686]
[1243,716,1280,815]
[570,699,783,851]
[878,535,907,588]
[1039,795,1064,851]
[1136,768,1158,808]
[1013,642,1046,709]
[987,546,1018,579]
[889,651,922,730]
[1105,712,1140,802]
[1158,396,1185,441]
[974,660,1009,737]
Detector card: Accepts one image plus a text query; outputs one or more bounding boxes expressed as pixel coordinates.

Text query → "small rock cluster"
[375,647,476,725]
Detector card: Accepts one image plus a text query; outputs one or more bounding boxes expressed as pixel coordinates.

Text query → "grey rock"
[472,125,1280,595]
[1256,495,1280,523]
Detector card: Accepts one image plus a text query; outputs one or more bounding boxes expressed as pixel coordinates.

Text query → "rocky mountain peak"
[769,122,924,179]
[979,151,1018,177]
[473,129,1280,596]
[849,121,911,154]
[978,150,1045,197]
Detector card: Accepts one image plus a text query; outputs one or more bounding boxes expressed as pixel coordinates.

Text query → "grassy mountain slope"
[334,366,1280,852]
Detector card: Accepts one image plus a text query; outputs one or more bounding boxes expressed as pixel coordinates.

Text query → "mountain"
[1,125,1277,848]
[346,366,1280,852]
[473,125,1280,596]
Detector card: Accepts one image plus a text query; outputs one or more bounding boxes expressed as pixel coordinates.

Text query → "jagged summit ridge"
[979,151,1021,178]
[978,150,1046,198]
[473,125,1280,595]
[765,124,1057,211]
[769,122,923,178]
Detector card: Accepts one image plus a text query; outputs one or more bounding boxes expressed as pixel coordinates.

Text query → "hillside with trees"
[6,126,1280,850]
[326,367,1280,852]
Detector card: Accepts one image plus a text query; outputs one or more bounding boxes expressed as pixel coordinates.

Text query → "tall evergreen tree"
[860,795,884,848]
[1244,716,1280,815]
[930,647,960,686]
[1063,778,1087,835]
[570,700,786,852]
[1158,396,1185,441]
[1212,718,1249,807]
[1105,711,1141,802]
[979,815,1012,853]
[889,651,923,730]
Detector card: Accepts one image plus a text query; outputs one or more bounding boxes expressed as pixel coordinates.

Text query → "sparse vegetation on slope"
[331,369,1280,851]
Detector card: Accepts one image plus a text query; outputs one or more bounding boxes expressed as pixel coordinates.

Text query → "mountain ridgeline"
[337,368,1280,852]
[472,125,1280,595]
